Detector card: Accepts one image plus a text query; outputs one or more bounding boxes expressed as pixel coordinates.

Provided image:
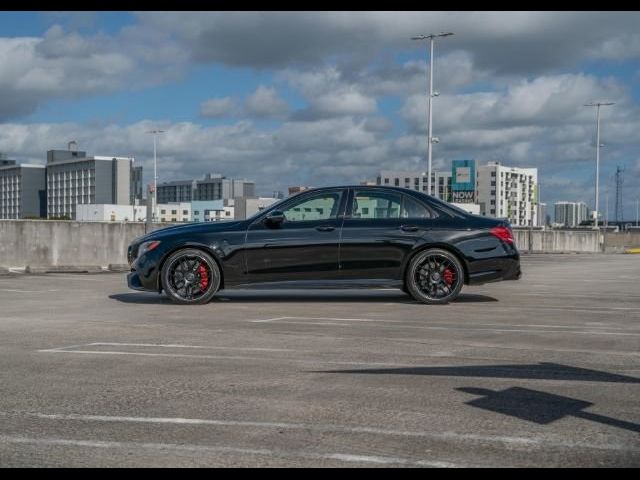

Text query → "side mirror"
[264,210,285,227]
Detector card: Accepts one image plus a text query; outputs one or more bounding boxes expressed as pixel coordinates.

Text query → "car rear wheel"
[406,248,464,305]
[161,249,221,305]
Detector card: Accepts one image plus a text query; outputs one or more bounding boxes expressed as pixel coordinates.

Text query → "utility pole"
[584,101,614,228]
[614,166,624,224]
[412,32,453,198]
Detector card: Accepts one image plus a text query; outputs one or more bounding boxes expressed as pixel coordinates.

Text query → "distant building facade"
[476,162,538,227]
[376,170,452,199]
[130,165,144,205]
[0,164,46,219]
[288,186,313,196]
[554,201,589,227]
[156,202,192,223]
[76,204,147,222]
[157,173,255,203]
[46,151,133,220]
[234,197,279,220]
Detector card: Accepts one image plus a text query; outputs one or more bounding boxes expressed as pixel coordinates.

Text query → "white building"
[76,204,147,222]
[156,202,192,223]
[476,162,538,227]
[234,197,279,220]
[554,201,589,227]
[376,170,452,200]
[46,148,133,220]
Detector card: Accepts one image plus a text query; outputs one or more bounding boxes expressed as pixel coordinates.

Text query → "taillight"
[490,225,514,244]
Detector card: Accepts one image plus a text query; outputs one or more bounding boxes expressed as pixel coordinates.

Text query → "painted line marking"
[36,349,414,367]
[263,321,640,336]
[90,343,305,353]
[250,318,640,336]
[2,412,636,453]
[252,316,405,324]
[0,435,459,467]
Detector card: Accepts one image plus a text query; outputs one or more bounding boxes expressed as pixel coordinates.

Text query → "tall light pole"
[584,102,614,227]
[412,32,454,197]
[146,129,164,222]
[636,198,639,227]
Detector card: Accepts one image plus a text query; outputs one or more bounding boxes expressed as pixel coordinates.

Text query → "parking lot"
[0,254,638,467]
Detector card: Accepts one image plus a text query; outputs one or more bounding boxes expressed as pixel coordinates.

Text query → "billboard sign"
[451,159,476,203]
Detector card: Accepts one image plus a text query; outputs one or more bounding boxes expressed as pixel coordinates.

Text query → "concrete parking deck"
[0,254,638,467]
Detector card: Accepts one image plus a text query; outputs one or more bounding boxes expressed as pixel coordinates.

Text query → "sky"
[1,11,639,219]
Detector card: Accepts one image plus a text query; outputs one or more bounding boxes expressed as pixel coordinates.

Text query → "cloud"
[243,85,289,119]
[200,97,238,118]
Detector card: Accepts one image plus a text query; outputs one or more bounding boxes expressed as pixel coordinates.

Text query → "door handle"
[400,224,419,232]
[316,225,335,232]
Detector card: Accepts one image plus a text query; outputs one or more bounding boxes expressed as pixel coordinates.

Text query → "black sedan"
[127,185,521,305]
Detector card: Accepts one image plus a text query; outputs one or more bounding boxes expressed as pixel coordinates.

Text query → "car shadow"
[312,362,640,384]
[109,291,498,304]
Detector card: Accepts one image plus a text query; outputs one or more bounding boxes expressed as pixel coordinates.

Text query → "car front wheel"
[161,249,221,305]
[406,248,464,305]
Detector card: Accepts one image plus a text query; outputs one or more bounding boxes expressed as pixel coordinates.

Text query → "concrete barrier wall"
[512,229,601,253]
[0,220,160,268]
[0,221,633,268]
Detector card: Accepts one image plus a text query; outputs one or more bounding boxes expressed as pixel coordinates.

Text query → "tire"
[405,248,464,305]
[161,249,221,305]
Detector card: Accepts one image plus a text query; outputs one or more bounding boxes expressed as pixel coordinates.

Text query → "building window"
[384,178,389,184]
[194,211,200,215]
[394,179,399,186]
[490,200,495,205]
[183,210,188,215]
[490,190,496,195]
[225,211,230,216]
[161,209,166,214]
[171,210,177,215]
[490,209,496,215]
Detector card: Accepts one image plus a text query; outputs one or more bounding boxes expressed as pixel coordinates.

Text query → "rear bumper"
[466,254,521,285]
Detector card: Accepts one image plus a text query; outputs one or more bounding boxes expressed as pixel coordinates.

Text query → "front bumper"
[127,248,164,292]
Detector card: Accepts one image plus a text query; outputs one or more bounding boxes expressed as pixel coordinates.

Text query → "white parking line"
[92,343,304,353]
[2,412,636,452]
[0,435,459,467]
[252,316,405,323]
[250,318,640,336]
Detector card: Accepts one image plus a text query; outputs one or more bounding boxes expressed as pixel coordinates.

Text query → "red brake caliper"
[198,264,209,290]
[443,268,455,286]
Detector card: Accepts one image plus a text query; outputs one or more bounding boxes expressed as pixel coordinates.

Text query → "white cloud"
[200,97,237,118]
[244,85,289,119]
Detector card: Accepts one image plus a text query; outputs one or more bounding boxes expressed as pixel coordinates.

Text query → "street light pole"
[584,102,614,227]
[146,129,165,222]
[412,32,453,197]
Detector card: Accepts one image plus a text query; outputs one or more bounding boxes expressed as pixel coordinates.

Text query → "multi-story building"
[554,201,589,227]
[375,170,452,200]
[191,200,233,222]
[76,204,147,222]
[476,162,538,227]
[130,165,144,205]
[234,197,279,220]
[288,186,313,196]
[537,203,548,227]
[0,164,46,219]
[0,153,16,167]
[156,202,192,223]
[157,173,255,203]
[46,149,133,219]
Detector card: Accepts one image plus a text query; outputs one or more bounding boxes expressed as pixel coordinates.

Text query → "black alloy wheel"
[161,249,221,305]
[406,248,464,305]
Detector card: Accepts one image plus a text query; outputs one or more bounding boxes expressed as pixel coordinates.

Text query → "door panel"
[244,189,346,282]
[339,189,435,280]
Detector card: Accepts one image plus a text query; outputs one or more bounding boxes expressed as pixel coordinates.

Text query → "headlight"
[138,240,161,258]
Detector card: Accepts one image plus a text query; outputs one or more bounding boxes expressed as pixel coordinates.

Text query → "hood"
[132,220,245,244]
